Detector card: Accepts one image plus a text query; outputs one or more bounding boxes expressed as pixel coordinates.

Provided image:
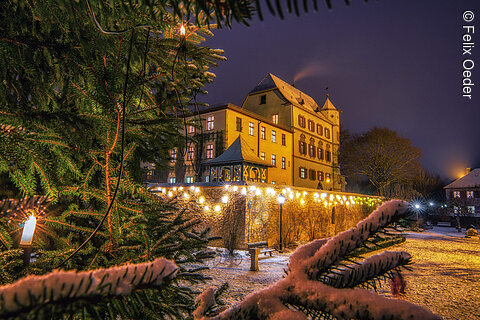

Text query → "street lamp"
[413,203,421,228]
[20,215,37,266]
[277,194,286,252]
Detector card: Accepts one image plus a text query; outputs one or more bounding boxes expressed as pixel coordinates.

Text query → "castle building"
[148,74,342,191]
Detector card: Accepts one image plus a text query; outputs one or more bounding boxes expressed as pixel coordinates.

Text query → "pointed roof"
[204,136,272,167]
[444,168,480,189]
[321,94,337,111]
[249,73,321,113]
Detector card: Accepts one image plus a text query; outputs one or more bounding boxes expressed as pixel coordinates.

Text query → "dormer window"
[260,95,266,104]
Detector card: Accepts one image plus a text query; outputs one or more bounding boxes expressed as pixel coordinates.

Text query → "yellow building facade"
[158,74,341,191]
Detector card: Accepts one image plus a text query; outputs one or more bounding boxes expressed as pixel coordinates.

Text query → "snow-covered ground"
[200,227,480,319]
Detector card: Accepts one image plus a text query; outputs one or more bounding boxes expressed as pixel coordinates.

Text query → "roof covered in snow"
[444,168,480,189]
[203,135,272,167]
[249,74,335,119]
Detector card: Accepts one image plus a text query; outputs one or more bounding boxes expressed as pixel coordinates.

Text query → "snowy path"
[200,227,480,319]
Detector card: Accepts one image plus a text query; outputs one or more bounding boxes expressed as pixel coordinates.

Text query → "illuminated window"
[272,114,278,124]
[206,144,214,159]
[205,176,210,182]
[325,150,331,162]
[271,154,276,166]
[168,177,176,183]
[185,176,194,183]
[299,167,307,179]
[317,171,324,181]
[308,120,315,132]
[325,173,331,182]
[467,206,475,213]
[170,148,177,162]
[282,134,286,146]
[261,126,266,139]
[146,170,154,179]
[453,191,460,198]
[317,124,323,136]
[299,141,306,154]
[249,122,254,136]
[207,116,214,130]
[325,128,330,139]
[317,147,323,160]
[187,146,194,161]
[261,152,265,160]
[187,125,195,134]
[281,157,286,169]
[467,191,474,198]
[272,130,276,143]
[298,115,306,128]
[260,94,266,104]
[236,117,242,132]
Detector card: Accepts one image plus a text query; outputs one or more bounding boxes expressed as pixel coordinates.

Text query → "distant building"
[444,168,480,224]
[146,73,342,191]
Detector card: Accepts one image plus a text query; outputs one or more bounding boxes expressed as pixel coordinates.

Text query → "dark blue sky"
[202,0,480,179]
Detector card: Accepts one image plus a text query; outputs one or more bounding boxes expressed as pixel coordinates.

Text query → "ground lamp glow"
[277,194,286,252]
[20,215,37,266]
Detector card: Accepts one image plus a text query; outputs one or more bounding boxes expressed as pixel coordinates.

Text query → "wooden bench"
[248,241,275,256]
[247,241,276,271]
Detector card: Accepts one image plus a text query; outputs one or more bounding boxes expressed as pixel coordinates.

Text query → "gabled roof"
[204,136,272,167]
[248,73,333,122]
[444,168,480,189]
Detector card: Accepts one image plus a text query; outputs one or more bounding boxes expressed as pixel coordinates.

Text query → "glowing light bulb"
[173,187,177,192]
[179,187,183,191]
[190,186,195,191]
[194,187,200,193]
[255,189,261,196]
[179,24,186,36]
[222,195,229,203]
[321,193,327,199]
[214,205,221,212]
[20,216,36,246]
[183,192,189,199]
[289,193,294,200]
[296,192,301,198]
[241,187,247,195]
[199,196,205,204]
[233,186,238,192]
[314,193,319,199]
[168,191,173,198]
[204,205,209,211]
[225,185,230,191]
[300,199,305,205]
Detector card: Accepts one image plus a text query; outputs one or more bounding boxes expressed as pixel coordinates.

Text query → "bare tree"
[342,127,422,197]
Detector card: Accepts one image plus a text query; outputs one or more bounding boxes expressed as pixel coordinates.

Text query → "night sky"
[202,0,480,180]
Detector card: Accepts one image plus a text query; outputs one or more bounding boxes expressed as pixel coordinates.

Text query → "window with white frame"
[271,154,276,166]
[187,125,195,134]
[281,157,286,169]
[260,126,266,139]
[207,116,214,130]
[206,144,214,159]
[467,206,475,214]
[325,128,331,139]
[272,114,278,124]
[170,148,177,162]
[467,191,474,198]
[168,177,176,183]
[272,130,276,143]
[299,167,306,179]
[260,152,265,160]
[249,122,254,136]
[185,176,194,183]
[187,146,194,161]
[453,191,461,198]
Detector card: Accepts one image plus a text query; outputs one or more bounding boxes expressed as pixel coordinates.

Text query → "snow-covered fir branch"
[0,258,178,317]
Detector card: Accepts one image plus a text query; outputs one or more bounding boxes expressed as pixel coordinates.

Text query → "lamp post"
[277,194,286,252]
[20,215,37,266]
[414,203,421,228]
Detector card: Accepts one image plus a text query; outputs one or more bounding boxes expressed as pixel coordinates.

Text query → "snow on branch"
[0,257,178,316]
[194,200,441,320]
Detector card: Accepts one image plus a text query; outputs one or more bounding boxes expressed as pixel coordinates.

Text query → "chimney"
[466,168,471,175]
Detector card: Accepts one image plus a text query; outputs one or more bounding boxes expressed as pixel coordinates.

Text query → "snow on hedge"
[0,257,178,316]
[194,200,441,320]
